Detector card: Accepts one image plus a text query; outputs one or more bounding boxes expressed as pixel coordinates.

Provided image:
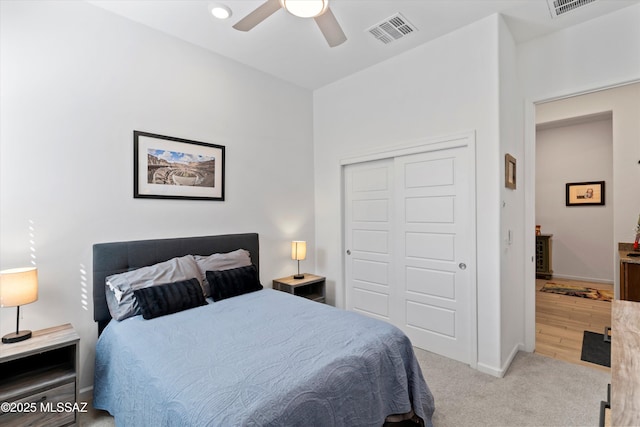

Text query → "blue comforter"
[94,289,434,426]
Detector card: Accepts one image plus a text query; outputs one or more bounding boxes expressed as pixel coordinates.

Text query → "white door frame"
[523,78,640,352]
[340,131,478,368]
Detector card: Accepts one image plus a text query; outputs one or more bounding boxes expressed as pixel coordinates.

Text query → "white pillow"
[193,249,252,297]
[105,255,202,321]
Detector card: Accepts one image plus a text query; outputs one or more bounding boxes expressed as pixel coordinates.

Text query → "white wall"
[314,15,504,375]
[536,117,614,283]
[0,1,315,391]
[518,4,640,100]
[519,4,640,348]
[498,16,526,368]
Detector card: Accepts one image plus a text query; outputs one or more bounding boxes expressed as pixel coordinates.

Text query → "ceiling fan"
[233,0,347,47]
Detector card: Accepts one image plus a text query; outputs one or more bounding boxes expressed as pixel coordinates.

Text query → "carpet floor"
[419,349,610,426]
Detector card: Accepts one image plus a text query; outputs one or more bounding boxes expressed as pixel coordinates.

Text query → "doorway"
[526,82,640,361]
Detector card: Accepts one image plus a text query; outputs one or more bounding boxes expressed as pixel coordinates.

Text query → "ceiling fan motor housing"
[281,0,329,18]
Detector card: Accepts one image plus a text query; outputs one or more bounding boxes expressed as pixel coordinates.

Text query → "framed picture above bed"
[134,131,225,201]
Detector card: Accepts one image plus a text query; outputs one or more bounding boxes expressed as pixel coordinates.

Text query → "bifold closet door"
[344,145,473,364]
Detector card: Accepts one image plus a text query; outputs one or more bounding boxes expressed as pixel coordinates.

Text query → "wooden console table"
[611,300,640,425]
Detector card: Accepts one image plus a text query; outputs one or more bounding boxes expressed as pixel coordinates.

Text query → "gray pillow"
[193,249,252,297]
[105,255,202,321]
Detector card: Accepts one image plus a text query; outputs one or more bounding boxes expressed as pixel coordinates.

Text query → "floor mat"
[580,331,611,367]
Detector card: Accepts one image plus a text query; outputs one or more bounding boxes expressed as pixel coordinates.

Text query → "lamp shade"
[0,267,38,308]
[291,241,307,261]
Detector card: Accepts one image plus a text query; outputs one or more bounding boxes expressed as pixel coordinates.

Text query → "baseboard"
[501,344,523,376]
[476,362,503,378]
[550,273,613,285]
[477,343,523,378]
[79,385,94,403]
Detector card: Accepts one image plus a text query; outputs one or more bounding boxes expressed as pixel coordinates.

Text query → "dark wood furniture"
[536,234,553,279]
[621,262,640,301]
[0,324,79,427]
[273,274,326,303]
[620,246,640,301]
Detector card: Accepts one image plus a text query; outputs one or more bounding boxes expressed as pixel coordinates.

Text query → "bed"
[92,233,435,426]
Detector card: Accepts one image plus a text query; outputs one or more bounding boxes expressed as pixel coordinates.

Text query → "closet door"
[344,159,395,322]
[394,147,472,364]
[344,138,475,365]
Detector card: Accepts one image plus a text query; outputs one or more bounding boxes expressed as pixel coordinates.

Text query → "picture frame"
[565,181,605,206]
[134,131,225,201]
[505,154,516,189]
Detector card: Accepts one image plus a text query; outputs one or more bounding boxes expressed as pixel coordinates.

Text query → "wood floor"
[536,277,612,373]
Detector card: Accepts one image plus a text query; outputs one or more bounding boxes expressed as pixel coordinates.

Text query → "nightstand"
[272,274,326,303]
[0,323,80,427]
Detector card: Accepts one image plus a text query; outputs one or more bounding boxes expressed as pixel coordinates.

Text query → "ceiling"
[87,0,640,90]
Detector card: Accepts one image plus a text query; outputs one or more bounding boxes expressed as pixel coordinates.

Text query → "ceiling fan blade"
[314,7,347,47]
[233,0,283,32]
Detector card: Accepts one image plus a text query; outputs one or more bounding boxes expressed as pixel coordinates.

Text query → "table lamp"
[291,241,306,279]
[0,267,39,344]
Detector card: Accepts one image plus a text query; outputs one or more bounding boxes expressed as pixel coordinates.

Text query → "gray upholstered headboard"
[93,233,259,333]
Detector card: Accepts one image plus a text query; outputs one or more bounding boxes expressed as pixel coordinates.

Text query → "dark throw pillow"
[133,278,207,320]
[206,264,263,302]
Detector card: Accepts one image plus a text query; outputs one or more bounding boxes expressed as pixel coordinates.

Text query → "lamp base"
[293,274,305,279]
[2,330,32,344]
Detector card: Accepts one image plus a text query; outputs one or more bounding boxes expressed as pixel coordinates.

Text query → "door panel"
[406,267,455,299]
[352,287,390,319]
[404,158,455,187]
[353,199,389,222]
[345,159,394,322]
[395,148,471,363]
[344,141,474,365]
[406,196,455,223]
[353,259,388,285]
[352,167,389,191]
[352,230,389,254]
[405,232,455,261]
[406,301,456,337]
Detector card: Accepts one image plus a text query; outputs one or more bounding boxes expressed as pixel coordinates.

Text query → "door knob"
[459,263,466,270]
[346,250,351,255]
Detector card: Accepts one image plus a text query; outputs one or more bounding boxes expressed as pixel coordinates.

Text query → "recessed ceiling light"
[210,3,232,20]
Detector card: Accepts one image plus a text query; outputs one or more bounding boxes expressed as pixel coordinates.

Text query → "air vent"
[367,13,417,45]
[546,0,597,18]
